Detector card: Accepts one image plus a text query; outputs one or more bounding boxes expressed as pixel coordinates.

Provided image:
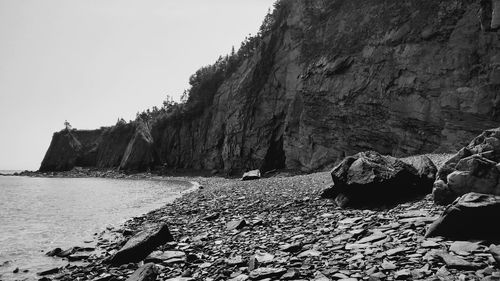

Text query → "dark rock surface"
[434,127,500,204]
[125,263,158,281]
[322,151,435,208]
[426,192,500,240]
[108,223,174,265]
[40,0,500,174]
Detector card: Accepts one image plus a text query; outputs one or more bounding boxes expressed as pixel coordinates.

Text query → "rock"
[426,193,500,240]
[45,248,62,257]
[37,267,60,276]
[13,267,19,273]
[449,241,480,255]
[226,255,244,266]
[229,274,249,281]
[322,151,435,207]
[435,252,482,270]
[394,269,411,279]
[145,251,186,263]
[125,263,158,281]
[433,128,500,204]
[279,243,302,253]
[381,260,397,270]
[107,223,174,265]
[282,269,300,280]
[248,267,286,280]
[226,219,247,230]
[67,253,90,261]
[254,251,274,263]
[119,122,155,171]
[490,245,500,266]
[242,170,261,181]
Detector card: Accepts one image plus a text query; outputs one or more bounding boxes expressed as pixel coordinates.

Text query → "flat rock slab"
[249,267,286,280]
[449,241,481,255]
[145,251,186,263]
[426,192,500,240]
[108,223,174,265]
[125,263,158,281]
[435,252,483,270]
[227,219,247,230]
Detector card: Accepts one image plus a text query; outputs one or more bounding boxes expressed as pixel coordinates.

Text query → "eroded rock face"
[433,127,500,205]
[426,192,500,240]
[120,123,155,171]
[321,151,435,208]
[108,224,174,265]
[41,0,500,174]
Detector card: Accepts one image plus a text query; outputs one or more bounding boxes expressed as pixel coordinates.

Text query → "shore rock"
[426,192,500,240]
[433,128,500,204]
[108,223,174,265]
[322,151,435,207]
[125,263,158,281]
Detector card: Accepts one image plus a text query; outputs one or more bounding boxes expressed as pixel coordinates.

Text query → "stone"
[248,267,286,280]
[107,223,174,265]
[227,219,247,230]
[433,128,500,205]
[242,170,261,181]
[426,193,500,240]
[322,151,435,208]
[489,245,500,266]
[37,267,60,276]
[435,252,482,270]
[125,263,158,281]
[228,274,249,281]
[449,241,480,255]
[145,251,186,263]
[45,248,62,257]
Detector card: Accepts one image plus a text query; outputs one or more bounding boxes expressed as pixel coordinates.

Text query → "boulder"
[242,170,261,181]
[433,128,500,205]
[322,151,435,208]
[426,192,500,240]
[125,263,158,281]
[107,224,174,265]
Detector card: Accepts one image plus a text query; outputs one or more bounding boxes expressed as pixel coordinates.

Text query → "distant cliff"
[40,0,500,174]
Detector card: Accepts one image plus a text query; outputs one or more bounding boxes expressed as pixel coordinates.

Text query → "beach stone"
[322,151,435,208]
[145,250,186,263]
[227,219,247,230]
[248,267,286,280]
[45,248,62,257]
[242,170,261,181]
[229,274,249,281]
[37,267,60,276]
[489,245,500,266]
[108,223,174,265]
[433,128,500,204]
[435,252,482,270]
[449,241,480,255]
[426,193,500,240]
[125,263,158,281]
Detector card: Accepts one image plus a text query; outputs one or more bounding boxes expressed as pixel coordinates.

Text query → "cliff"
[40,0,500,173]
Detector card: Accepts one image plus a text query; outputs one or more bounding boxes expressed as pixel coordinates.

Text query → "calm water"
[0,175,190,280]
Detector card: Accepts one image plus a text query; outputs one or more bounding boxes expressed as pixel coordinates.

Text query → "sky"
[0,0,276,170]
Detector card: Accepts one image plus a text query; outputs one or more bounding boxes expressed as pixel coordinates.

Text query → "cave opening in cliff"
[261,135,286,173]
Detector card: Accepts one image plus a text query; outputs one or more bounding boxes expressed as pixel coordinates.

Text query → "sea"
[0,172,190,280]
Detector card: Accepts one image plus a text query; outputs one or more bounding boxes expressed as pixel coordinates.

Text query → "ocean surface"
[0,175,190,280]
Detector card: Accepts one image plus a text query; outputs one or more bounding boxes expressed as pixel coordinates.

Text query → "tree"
[64,120,72,131]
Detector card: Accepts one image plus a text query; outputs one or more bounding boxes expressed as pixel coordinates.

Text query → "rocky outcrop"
[433,127,500,204]
[41,0,500,173]
[426,192,500,240]
[321,151,436,207]
[40,122,154,172]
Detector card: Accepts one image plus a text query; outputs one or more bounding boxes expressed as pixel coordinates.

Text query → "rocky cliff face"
[40,0,500,173]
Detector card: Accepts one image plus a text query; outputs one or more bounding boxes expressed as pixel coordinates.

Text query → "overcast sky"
[0,0,276,170]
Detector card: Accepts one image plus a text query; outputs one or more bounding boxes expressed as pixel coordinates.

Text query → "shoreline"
[11,153,499,281]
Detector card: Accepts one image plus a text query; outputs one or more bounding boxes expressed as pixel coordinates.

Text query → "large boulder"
[426,192,500,240]
[322,151,436,208]
[242,170,261,181]
[108,224,174,265]
[433,128,500,205]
